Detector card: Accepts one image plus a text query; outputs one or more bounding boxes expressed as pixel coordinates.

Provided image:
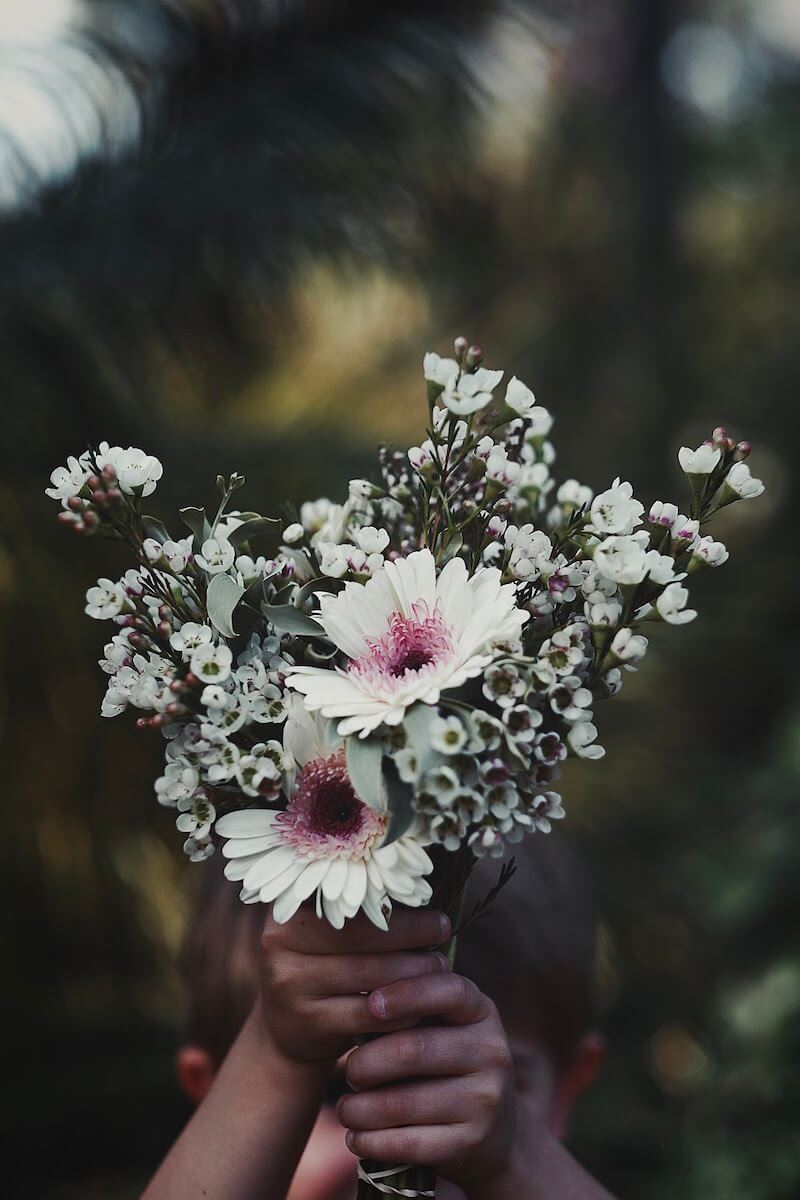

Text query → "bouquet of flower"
[47,338,764,1198]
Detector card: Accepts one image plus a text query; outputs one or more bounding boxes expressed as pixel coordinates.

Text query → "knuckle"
[405,1027,433,1070]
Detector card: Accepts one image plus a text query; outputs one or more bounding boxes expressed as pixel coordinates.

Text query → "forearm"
[469,1128,617,1200]
[142,1005,332,1200]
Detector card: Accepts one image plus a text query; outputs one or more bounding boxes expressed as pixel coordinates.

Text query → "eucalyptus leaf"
[180,506,211,543]
[207,572,246,638]
[262,603,324,637]
[142,516,171,544]
[382,757,415,847]
[403,703,444,779]
[346,737,386,813]
[294,576,345,605]
[226,516,279,550]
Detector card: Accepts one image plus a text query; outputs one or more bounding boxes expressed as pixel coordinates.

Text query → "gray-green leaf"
[226,516,279,550]
[346,736,386,813]
[207,572,246,639]
[180,506,211,543]
[262,603,325,637]
[382,757,416,847]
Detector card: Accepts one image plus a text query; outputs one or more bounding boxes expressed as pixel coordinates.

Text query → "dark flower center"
[311,778,364,836]
[389,648,435,676]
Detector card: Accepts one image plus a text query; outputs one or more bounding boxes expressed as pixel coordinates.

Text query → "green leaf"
[180,506,211,543]
[262,604,325,637]
[142,516,170,543]
[403,703,443,779]
[346,737,386,813]
[294,576,346,606]
[226,516,279,550]
[382,757,415,847]
[207,572,246,639]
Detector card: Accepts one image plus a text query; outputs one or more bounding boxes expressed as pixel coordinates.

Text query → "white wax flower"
[678,444,721,476]
[355,526,390,555]
[45,456,88,501]
[593,535,649,586]
[190,642,233,683]
[442,367,503,416]
[587,478,644,536]
[196,537,236,575]
[690,536,729,569]
[423,351,459,388]
[655,582,697,625]
[282,523,305,545]
[85,578,127,620]
[722,461,765,501]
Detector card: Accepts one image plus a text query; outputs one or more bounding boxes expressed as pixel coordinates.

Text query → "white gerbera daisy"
[286,549,527,738]
[216,702,433,930]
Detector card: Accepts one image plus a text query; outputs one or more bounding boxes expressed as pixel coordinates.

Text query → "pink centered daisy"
[287,548,528,737]
[215,702,433,928]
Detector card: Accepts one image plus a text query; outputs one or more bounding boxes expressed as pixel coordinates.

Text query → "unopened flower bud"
[169,679,187,694]
[166,702,187,717]
[82,510,99,529]
[87,474,101,491]
[136,717,150,730]
[454,335,468,359]
[92,491,109,509]
[158,620,172,639]
[493,497,512,515]
[711,426,728,447]
[101,464,117,483]
[184,672,200,689]
[107,489,123,506]
[128,632,149,650]
[466,344,483,367]
[73,521,87,535]
[735,440,751,461]
[57,511,76,526]
[67,496,85,512]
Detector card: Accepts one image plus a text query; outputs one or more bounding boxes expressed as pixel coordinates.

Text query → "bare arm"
[141,1006,330,1200]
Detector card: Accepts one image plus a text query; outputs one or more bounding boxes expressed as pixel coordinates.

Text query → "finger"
[308,995,447,1040]
[338,1078,477,1131]
[267,906,450,955]
[368,972,490,1026]
[345,1125,470,1167]
[303,950,449,997]
[347,1025,509,1090]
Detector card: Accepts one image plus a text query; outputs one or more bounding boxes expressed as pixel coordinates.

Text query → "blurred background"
[1,0,798,1196]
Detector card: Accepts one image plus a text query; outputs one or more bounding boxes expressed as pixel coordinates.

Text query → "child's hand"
[337,972,518,1195]
[257,906,451,1067]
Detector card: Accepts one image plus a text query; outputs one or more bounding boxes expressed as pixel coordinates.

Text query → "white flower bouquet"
[47,338,764,1198]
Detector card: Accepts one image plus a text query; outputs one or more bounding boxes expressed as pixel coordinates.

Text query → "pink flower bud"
[711,426,728,446]
[67,496,85,512]
[454,335,468,358]
[157,621,172,639]
[466,344,483,367]
[107,489,123,506]
[493,497,512,515]
[136,717,150,730]
[57,511,76,526]
[736,440,751,461]
[101,464,117,483]
[184,672,200,689]
[87,474,101,490]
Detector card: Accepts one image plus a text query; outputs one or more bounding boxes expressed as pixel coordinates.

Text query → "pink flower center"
[349,601,454,684]
[277,751,386,858]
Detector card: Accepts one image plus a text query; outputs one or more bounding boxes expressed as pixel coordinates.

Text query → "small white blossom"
[587,479,644,536]
[176,794,216,839]
[196,537,236,575]
[317,542,350,578]
[610,627,648,667]
[423,352,459,388]
[585,599,623,628]
[645,550,684,586]
[567,720,605,760]
[355,526,390,555]
[654,582,697,625]
[504,378,551,431]
[45,456,88,501]
[162,538,193,573]
[671,515,700,543]
[282,523,305,545]
[170,622,213,656]
[103,446,163,496]
[183,834,215,862]
[190,641,233,683]
[85,578,127,620]
[690,536,729,569]
[648,500,679,527]
[442,367,503,416]
[430,715,468,755]
[557,479,593,510]
[721,461,765,502]
[678,444,720,476]
[593,535,649,586]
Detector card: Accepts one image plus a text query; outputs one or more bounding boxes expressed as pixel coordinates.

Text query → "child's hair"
[181,834,596,1071]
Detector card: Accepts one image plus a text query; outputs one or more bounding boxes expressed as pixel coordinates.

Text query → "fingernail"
[435,951,449,971]
[370,989,387,1019]
[345,1131,355,1151]
[438,912,451,941]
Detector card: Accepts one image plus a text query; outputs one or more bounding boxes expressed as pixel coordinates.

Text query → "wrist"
[246,1003,338,1086]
